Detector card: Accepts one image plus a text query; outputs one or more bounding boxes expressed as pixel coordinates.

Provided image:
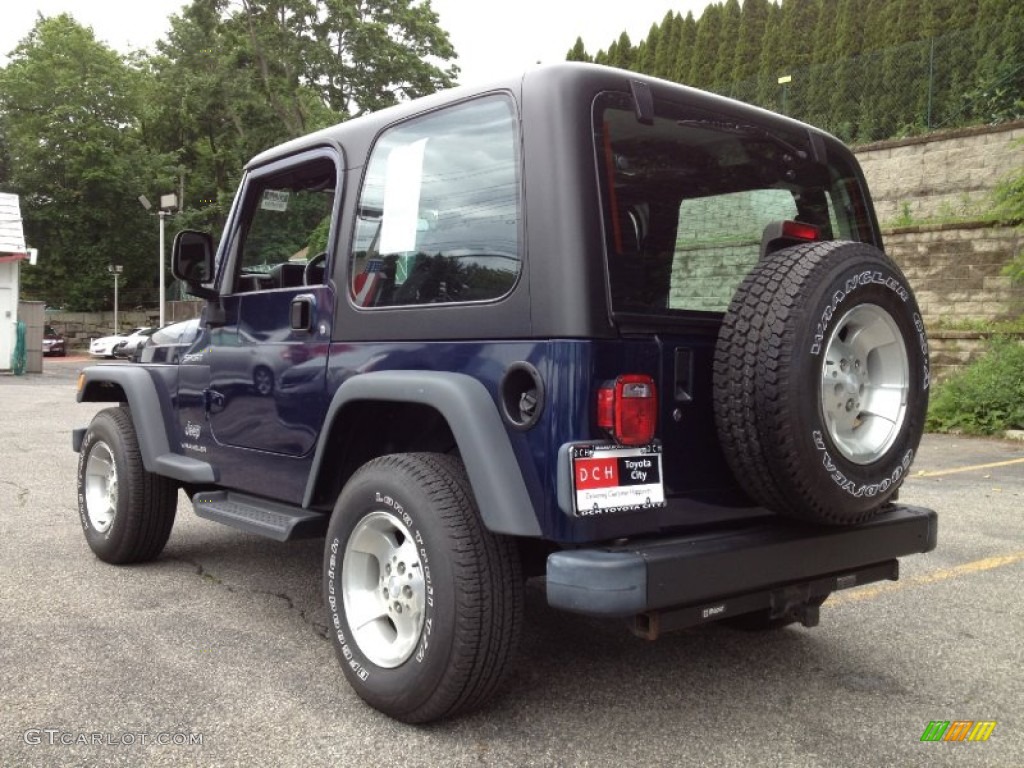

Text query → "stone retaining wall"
[883,223,1024,327]
[854,121,1024,226]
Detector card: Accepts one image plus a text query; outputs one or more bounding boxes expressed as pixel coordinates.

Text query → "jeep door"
[203,150,338,460]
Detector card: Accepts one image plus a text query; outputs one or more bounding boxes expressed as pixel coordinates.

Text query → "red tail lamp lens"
[596,374,657,446]
[781,220,820,242]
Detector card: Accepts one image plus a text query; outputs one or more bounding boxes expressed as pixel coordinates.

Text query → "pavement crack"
[167,555,328,640]
[2,479,30,507]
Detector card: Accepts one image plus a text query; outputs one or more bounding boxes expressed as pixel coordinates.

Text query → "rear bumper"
[546,505,937,618]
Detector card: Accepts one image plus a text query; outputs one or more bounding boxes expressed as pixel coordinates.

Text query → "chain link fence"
[710,22,1023,144]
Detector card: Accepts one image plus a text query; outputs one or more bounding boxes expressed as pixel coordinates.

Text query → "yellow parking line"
[913,457,1024,478]
[831,551,1024,604]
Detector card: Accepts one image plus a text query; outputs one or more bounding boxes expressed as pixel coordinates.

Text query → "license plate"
[570,443,666,517]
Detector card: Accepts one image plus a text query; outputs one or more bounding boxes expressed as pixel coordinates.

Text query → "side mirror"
[172,230,216,299]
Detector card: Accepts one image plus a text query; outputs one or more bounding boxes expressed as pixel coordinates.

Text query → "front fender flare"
[76,365,216,484]
[306,370,541,537]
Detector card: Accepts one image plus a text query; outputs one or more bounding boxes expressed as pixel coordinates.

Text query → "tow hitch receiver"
[630,560,899,640]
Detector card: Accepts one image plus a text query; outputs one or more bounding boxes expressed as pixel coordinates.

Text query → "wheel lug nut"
[403,585,413,598]
[394,602,402,614]
[397,562,406,575]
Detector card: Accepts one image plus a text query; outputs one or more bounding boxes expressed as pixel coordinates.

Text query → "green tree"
[731,0,772,101]
[654,11,681,81]
[146,0,459,238]
[828,0,867,138]
[688,2,722,90]
[805,0,838,126]
[712,0,742,91]
[673,12,698,85]
[0,15,171,311]
[611,31,634,70]
[636,23,659,74]
[566,36,592,62]
[755,2,783,106]
[774,0,821,115]
[967,0,1024,124]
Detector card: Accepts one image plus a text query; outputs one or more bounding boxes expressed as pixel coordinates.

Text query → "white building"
[0,192,30,371]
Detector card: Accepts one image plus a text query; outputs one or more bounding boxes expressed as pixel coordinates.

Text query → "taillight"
[596,374,657,446]
[781,220,820,242]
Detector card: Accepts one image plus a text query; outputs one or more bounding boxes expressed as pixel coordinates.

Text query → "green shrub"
[927,336,1024,435]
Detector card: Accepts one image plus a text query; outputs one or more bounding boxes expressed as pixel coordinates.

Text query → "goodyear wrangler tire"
[77,407,178,563]
[713,241,929,525]
[323,453,522,723]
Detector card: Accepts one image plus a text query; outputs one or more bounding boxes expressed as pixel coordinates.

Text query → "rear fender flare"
[306,370,541,537]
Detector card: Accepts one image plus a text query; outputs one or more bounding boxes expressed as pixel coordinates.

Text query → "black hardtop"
[245,63,854,174]
[239,63,875,342]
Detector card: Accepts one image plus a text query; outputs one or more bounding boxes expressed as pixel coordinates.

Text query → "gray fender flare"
[306,370,542,537]
[75,365,216,484]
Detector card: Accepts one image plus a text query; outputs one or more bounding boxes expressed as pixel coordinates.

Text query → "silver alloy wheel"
[820,303,909,464]
[342,510,426,668]
[84,441,118,533]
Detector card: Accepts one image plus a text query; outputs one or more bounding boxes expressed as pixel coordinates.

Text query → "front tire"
[323,453,522,723]
[77,407,178,563]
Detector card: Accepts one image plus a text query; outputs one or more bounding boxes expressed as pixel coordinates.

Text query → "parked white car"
[113,327,156,358]
[89,329,135,357]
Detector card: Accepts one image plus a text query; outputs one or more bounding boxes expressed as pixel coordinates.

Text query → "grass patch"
[927,336,1024,435]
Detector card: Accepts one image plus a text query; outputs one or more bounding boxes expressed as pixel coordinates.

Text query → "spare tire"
[713,240,929,525]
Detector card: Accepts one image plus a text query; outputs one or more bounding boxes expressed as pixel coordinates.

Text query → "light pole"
[778,74,792,115]
[108,264,123,332]
[139,193,178,327]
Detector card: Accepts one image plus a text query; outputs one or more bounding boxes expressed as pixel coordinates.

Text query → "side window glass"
[232,158,336,293]
[350,95,520,307]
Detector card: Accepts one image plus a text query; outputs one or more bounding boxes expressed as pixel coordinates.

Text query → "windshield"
[594,91,875,316]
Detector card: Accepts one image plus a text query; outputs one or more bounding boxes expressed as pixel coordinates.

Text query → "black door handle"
[290,294,316,331]
[205,389,226,413]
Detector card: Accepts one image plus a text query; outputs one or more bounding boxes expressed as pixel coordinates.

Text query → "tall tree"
[654,11,681,81]
[566,36,592,62]
[829,0,867,138]
[146,0,459,236]
[806,0,839,126]
[0,15,171,310]
[712,0,742,91]
[611,31,634,70]
[673,12,699,85]
[731,0,772,100]
[688,2,722,89]
[637,23,659,74]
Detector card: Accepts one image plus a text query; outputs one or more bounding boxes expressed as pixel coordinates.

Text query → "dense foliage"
[0,0,456,310]
[926,337,1024,435]
[571,0,1024,144]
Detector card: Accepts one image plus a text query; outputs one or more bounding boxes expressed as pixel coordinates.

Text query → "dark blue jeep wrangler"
[74,63,936,723]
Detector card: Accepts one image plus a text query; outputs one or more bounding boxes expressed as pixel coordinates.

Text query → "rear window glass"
[595,91,874,315]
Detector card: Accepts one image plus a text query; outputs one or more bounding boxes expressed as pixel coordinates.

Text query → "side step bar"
[192,491,328,541]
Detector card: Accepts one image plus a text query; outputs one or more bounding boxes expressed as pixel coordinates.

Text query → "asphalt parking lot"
[1,358,1021,767]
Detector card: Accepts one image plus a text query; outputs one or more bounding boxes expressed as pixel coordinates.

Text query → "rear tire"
[324,453,522,723]
[77,407,178,563]
[714,241,929,525]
